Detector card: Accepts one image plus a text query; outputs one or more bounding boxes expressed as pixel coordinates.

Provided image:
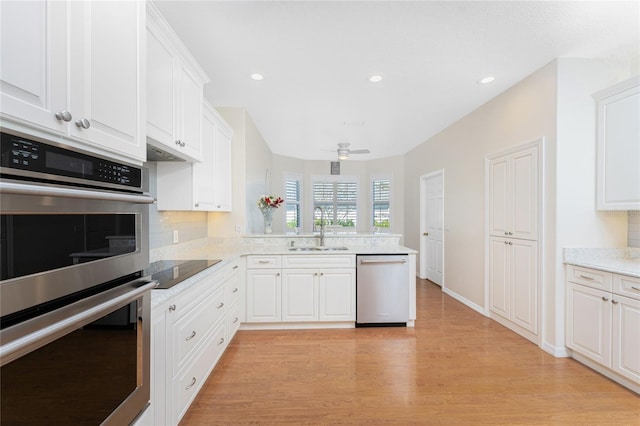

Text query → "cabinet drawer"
[226,301,241,341]
[247,255,281,268]
[173,287,225,369]
[282,254,355,269]
[613,274,640,300]
[174,321,226,422]
[566,265,612,291]
[224,258,241,279]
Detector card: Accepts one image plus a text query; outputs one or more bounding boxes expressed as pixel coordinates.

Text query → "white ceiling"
[155,1,640,161]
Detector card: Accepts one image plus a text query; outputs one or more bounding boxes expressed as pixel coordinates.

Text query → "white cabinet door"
[595,77,640,210]
[611,294,640,383]
[489,237,510,320]
[0,0,68,135]
[150,301,170,426]
[282,269,317,322]
[68,0,145,161]
[489,148,538,240]
[246,270,281,322]
[191,104,217,210]
[146,21,175,145]
[511,239,538,334]
[319,269,355,321]
[212,124,233,211]
[567,283,611,366]
[176,63,203,160]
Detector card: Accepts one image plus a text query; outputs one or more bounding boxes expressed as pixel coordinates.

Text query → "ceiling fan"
[336,142,370,160]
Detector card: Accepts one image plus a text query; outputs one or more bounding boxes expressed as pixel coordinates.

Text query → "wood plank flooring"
[181,279,639,425]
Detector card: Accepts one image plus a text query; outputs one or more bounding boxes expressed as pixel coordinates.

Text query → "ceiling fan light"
[337,148,349,160]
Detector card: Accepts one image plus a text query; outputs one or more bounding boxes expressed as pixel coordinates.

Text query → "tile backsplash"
[629,211,640,248]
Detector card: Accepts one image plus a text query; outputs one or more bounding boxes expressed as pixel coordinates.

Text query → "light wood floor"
[181,279,639,425]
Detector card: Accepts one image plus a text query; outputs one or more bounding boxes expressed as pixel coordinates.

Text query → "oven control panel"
[1,132,142,190]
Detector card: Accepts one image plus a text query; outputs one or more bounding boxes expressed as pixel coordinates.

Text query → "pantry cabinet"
[594,76,640,210]
[156,102,234,211]
[0,0,146,163]
[487,140,541,344]
[566,265,640,392]
[146,2,208,162]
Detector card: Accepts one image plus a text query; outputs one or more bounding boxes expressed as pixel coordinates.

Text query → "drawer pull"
[631,286,640,291]
[258,260,270,264]
[217,302,224,309]
[233,317,239,323]
[218,337,225,345]
[233,265,239,270]
[601,296,609,302]
[169,304,176,312]
[611,300,619,305]
[578,274,594,280]
[185,330,197,341]
[232,288,238,293]
[185,377,197,390]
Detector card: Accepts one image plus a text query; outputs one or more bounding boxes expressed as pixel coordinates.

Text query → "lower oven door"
[0,278,156,425]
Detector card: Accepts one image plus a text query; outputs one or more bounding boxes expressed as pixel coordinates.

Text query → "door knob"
[423,232,429,236]
[75,118,90,129]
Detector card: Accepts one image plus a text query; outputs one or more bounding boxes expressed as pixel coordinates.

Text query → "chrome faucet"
[313,206,325,246]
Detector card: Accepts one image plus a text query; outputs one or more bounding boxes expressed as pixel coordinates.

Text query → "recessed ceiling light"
[369,74,383,83]
[478,76,495,85]
[250,73,264,81]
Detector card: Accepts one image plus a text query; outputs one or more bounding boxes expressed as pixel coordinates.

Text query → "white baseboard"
[542,342,571,358]
[442,287,485,315]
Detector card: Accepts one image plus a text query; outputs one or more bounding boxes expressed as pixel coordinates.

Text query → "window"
[284,175,302,230]
[313,178,358,229]
[372,178,391,230]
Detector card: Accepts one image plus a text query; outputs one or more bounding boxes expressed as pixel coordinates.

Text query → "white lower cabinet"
[566,265,640,393]
[147,259,242,426]
[246,254,355,325]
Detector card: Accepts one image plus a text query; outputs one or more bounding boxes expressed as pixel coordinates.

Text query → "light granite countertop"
[149,239,417,307]
[563,247,640,278]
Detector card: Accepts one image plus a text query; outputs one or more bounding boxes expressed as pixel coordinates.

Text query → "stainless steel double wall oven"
[0,131,155,425]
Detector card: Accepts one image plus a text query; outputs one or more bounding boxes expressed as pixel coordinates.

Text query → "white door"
[319,269,355,321]
[611,294,640,382]
[420,171,444,285]
[566,283,611,366]
[489,237,510,320]
[511,239,538,334]
[0,0,68,134]
[246,270,281,322]
[282,269,317,322]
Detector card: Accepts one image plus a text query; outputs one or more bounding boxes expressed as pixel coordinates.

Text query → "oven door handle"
[0,279,157,365]
[0,181,155,204]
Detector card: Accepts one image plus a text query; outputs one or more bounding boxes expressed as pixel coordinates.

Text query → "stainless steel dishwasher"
[356,254,409,326]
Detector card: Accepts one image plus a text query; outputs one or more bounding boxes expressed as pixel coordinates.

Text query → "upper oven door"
[0,179,154,319]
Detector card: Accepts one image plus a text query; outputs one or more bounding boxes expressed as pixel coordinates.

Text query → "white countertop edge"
[563,247,640,278]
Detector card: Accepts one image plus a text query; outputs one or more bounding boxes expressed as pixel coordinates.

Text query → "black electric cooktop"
[145,259,222,289]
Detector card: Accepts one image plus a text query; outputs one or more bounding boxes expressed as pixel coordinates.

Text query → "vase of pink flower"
[257,195,283,234]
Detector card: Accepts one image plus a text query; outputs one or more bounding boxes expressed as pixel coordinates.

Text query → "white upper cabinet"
[594,76,640,210]
[146,2,208,162]
[489,145,539,240]
[0,0,146,164]
[156,102,233,211]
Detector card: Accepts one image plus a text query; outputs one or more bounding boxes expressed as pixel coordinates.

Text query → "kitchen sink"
[288,246,349,251]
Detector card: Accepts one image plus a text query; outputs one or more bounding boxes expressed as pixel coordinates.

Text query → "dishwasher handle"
[359,258,407,265]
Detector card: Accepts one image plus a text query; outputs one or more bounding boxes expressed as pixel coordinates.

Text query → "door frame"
[419,169,445,287]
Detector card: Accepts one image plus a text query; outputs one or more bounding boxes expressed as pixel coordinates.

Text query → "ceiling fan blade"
[350,149,370,154]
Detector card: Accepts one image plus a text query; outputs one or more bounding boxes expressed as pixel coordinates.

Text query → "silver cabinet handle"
[75,118,90,129]
[508,232,513,235]
[169,304,176,312]
[579,275,594,280]
[233,265,239,270]
[217,205,221,208]
[175,140,186,148]
[233,317,239,323]
[276,272,281,276]
[504,241,508,245]
[232,288,238,293]
[194,202,200,207]
[504,232,508,236]
[185,330,196,341]
[631,286,640,291]
[314,272,318,276]
[611,300,619,305]
[319,272,324,276]
[508,242,513,245]
[218,337,225,345]
[185,377,196,390]
[359,259,407,265]
[55,110,72,122]
[258,260,270,264]
[602,296,609,302]
[217,302,224,309]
